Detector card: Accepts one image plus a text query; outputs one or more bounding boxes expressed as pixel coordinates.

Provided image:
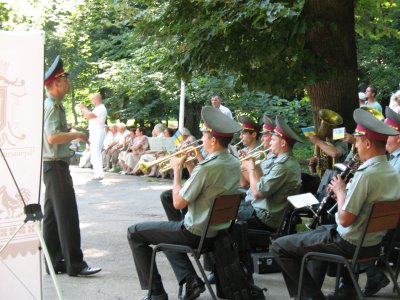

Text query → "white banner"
[0,31,44,300]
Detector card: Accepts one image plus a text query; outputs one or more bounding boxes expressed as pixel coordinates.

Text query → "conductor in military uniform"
[271,108,400,300]
[127,106,241,300]
[43,56,101,276]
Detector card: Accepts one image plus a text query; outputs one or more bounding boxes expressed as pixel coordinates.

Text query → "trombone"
[139,144,202,174]
[240,147,271,166]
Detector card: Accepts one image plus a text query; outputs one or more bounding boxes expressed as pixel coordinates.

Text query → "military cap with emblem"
[353,108,399,141]
[271,115,303,146]
[201,106,242,137]
[260,115,275,134]
[44,55,69,87]
[385,106,400,132]
[238,115,261,132]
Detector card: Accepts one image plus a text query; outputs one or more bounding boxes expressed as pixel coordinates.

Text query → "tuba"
[314,109,343,177]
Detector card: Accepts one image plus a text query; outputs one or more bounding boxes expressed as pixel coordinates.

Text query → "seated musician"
[237,115,262,188]
[239,116,303,232]
[127,106,242,300]
[272,108,400,300]
[359,106,400,297]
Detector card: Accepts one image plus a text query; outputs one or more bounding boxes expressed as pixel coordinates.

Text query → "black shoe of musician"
[206,272,216,284]
[183,277,205,300]
[141,292,168,300]
[46,260,67,275]
[76,266,102,276]
[362,271,390,297]
[325,282,355,300]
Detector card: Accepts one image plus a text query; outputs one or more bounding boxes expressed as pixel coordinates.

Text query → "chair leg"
[383,258,400,296]
[394,250,400,292]
[148,248,158,299]
[343,261,363,300]
[193,256,217,300]
[297,255,308,299]
[334,264,342,292]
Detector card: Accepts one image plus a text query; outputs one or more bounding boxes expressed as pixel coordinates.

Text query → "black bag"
[213,229,266,300]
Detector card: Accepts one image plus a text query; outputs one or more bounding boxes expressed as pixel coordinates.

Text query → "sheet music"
[148,137,176,152]
[287,193,319,208]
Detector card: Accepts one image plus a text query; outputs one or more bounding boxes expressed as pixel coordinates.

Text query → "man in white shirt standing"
[211,95,233,119]
[80,93,107,180]
[365,85,382,113]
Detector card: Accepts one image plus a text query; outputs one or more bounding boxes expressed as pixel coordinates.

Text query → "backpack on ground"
[212,229,267,300]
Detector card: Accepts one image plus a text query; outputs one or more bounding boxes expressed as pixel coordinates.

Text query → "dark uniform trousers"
[160,189,218,272]
[127,220,212,291]
[42,161,87,275]
[271,225,380,299]
[128,189,211,291]
[160,189,187,222]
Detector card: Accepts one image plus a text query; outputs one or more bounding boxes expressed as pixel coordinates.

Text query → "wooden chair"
[147,193,242,300]
[297,200,400,299]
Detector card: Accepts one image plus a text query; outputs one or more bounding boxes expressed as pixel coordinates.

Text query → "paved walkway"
[42,166,398,299]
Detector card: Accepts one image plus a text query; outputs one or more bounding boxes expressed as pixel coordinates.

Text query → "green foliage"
[1,0,399,132]
[356,4,400,104]
[135,0,308,95]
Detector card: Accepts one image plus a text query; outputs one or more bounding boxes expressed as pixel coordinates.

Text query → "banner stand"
[0,147,63,299]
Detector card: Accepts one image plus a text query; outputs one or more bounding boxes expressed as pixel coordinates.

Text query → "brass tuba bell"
[314,109,343,177]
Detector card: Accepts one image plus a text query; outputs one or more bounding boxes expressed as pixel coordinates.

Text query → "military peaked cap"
[385,106,400,132]
[201,106,242,137]
[353,108,399,141]
[271,116,303,146]
[44,55,68,86]
[260,115,275,134]
[238,115,261,132]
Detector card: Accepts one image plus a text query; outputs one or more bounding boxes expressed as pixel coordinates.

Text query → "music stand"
[0,147,63,300]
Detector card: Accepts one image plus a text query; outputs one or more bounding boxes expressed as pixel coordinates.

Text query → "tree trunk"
[303,0,358,132]
[185,101,202,138]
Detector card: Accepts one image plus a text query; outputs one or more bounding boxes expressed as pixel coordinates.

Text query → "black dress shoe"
[325,282,355,300]
[183,277,205,300]
[362,271,390,297]
[46,260,66,275]
[77,266,102,276]
[141,292,168,300]
[206,272,216,285]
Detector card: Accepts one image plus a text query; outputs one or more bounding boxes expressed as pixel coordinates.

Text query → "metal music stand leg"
[0,204,63,300]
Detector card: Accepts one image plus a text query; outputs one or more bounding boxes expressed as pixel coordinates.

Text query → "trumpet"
[232,140,243,147]
[139,144,202,174]
[240,147,271,166]
[180,138,202,149]
[238,143,264,159]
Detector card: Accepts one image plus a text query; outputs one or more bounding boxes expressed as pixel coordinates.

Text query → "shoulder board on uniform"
[274,154,289,164]
[198,155,218,165]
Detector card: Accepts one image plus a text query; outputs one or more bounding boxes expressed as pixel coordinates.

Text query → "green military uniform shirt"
[337,155,400,246]
[332,139,349,163]
[43,95,70,163]
[180,149,240,238]
[390,148,400,172]
[245,151,301,228]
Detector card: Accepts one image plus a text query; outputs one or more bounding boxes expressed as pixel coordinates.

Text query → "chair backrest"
[195,193,242,257]
[366,200,400,234]
[352,199,400,266]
